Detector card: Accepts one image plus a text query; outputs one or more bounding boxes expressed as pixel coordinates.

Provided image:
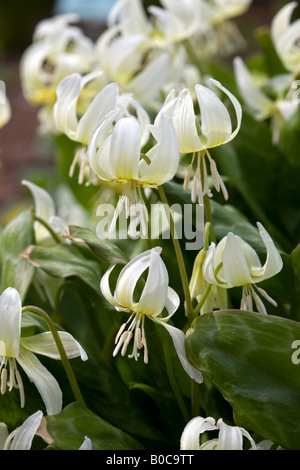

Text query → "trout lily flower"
[0,287,88,415]
[234,56,298,144]
[88,111,179,235]
[180,415,273,450]
[53,71,150,184]
[189,249,228,315]
[202,223,283,314]
[100,247,203,384]
[0,410,53,450]
[271,2,300,74]
[157,78,242,204]
[20,14,94,133]
[22,179,87,243]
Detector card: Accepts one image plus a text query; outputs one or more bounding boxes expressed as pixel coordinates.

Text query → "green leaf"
[63,225,129,265]
[46,402,144,450]
[0,210,35,300]
[290,244,300,322]
[186,310,300,449]
[22,243,101,295]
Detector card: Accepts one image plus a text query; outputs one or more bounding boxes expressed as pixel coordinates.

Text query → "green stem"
[31,211,62,244]
[193,284,213,317]
[157,185,194,325]
[163,341,190,423]
[22,305,85,405]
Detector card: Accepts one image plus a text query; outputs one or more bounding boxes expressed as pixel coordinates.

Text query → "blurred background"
[0,0,295,215]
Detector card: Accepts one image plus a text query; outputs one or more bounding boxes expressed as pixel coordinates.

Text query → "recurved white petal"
[217,419,256,450]
[127,53,170,104]
[251,222,283,281]
[7,410,44,450]
[20,331,88,361]
[114,248,162,311]
[76,82,119,145]
[136,249,169,316]
[196,78,242,148]
[180,416,217,450]
[22,179,56,242]
[139,112,179,186]
[79,436,92,450]
[154,320,203,384]
[109,117,141,181]
[171,88,202,153]
[17,349,63,415]
[271,2,297,44]
[100,264,123,308]
[53,72,81,138]
[165,287,180,317]
[222,233,253,286]
[87,108,121,181]
[0,288,22,358]
[233,57,272,119]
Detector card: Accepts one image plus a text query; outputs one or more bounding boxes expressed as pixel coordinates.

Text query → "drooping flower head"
[233,56,298,144]
[87,111,179,234]
[100,247,203,384]
[0,287,87,415]
[53,71,151,185]
[271,2,300,74]
[180,415,273,450]
[202,223,283,314]
[20,14,95,133]
[157,78,242,204]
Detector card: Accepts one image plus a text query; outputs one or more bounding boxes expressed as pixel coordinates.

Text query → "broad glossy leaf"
[62,225,129,264]
[46,402,144,450]
[186,310,300,449]
[22,243,101,295]
[0,210,35,300]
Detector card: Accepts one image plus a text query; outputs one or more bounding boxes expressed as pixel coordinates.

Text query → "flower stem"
[157,185,194,325]
[31,210,62,244]
[22,305,85,405]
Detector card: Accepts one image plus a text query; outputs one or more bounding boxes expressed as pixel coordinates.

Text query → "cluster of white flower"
[0,0,296,450]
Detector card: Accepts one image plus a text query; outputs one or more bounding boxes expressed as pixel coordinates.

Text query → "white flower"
[233,56,298,144]
[0,287,88,415]
[180,416,272,450]
[87,111,179,234]
[189,249,228,315]
[0,410,51,450]
[108,0,202,45]
[203,0,252,25]
[20,14,94,133]
[79,436,92,450]
[95,30,171,106]
[100,247,202,384]
[53,71,151,184]
[271,2,300,74]
[202,223,283,314]
[158,78,242,203]
[22,180,87,243]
